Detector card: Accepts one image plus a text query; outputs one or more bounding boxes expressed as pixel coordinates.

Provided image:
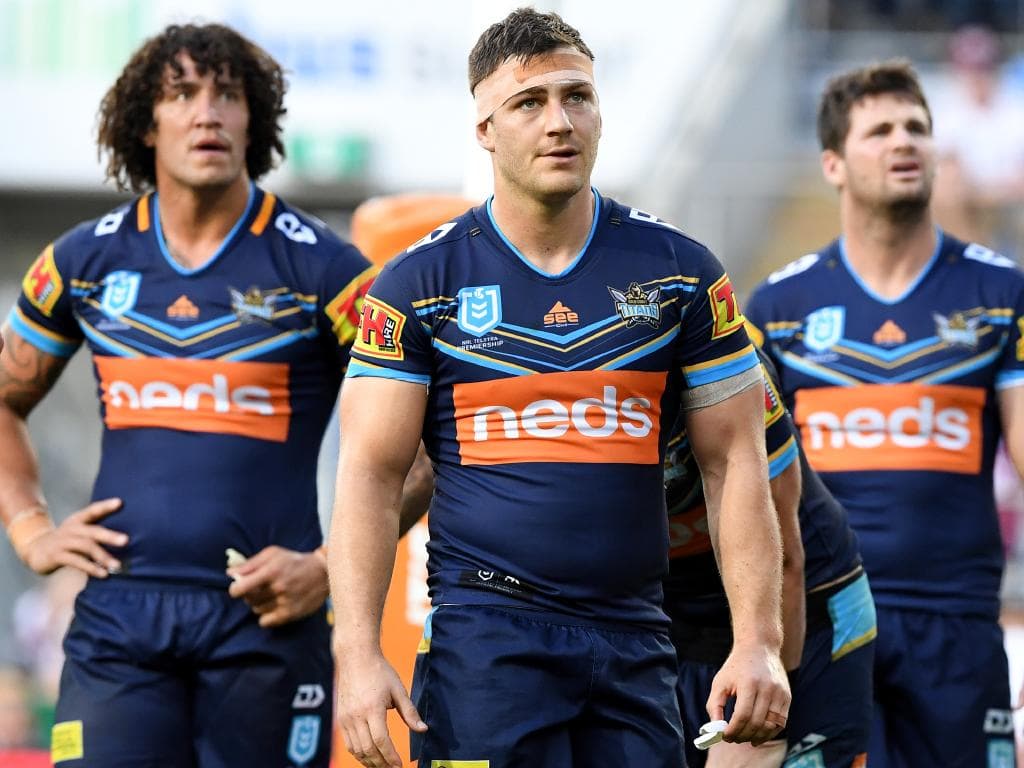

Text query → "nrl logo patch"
[100,270,142,318]
[803,306,844,353]
[933,311,983,348]
[609,282,661,328]
[230,286,277,323]
[457,285,502,337]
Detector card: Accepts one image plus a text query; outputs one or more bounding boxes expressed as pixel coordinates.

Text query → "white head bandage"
[473,49,596,124]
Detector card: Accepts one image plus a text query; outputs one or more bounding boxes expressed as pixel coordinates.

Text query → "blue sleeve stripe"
[345,360,431,385]
[767,436,798,480]
[7,308,79,357]
[685,346,759,387]
[996,371,1024,390]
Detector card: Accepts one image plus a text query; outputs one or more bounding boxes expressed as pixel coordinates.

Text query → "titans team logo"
[934,311,983,348]
[457,285,502,337]
[230,286,278,323]
[100,271,142,317]
[803,306,845,352]
[609,282,661,327]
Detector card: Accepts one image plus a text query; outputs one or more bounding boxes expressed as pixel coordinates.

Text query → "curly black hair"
[97,23,287,192]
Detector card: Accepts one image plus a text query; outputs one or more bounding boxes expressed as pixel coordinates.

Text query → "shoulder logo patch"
[768,253,819,284]
[22,244,64,316]
[708,274,744,339]
[408,222,458,253]
[275,212,317,244]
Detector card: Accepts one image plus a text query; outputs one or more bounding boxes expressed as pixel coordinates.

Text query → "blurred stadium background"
[4,0,1024,759]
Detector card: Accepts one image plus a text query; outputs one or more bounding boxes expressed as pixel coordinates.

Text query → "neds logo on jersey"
[453,370,665,465]
[794,383,984,474]
[94,357,291,442]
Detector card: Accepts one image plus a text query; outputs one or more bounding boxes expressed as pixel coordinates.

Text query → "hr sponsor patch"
[354,295,406,360]
[708,273,744,339]
[761,363,785,427]
[452,369,665,465]
[794,383,984,474]
[94,356,291,441]
[609,282,661,328]
[22,244,64,316]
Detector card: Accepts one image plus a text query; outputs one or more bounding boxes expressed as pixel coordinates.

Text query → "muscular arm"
[0,325,124,576]
[398,442,435,538]
[329,376,429,768]
[999,386,1024,481]
[685,381,789,744]
[770,459,805,672]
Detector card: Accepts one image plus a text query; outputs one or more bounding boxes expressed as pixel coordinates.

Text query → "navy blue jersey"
[11,184,375,586]
[663,349,862,625]
[347,192,759,628]
[746,232,1024,618]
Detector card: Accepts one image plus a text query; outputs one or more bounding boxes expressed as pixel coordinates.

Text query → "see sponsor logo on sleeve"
[23,244,64,316]
[354,296,406,361]
[708,274,745,339]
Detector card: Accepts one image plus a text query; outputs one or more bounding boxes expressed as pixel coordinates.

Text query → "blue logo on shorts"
[287,715,321,766]
[988,739,1014,768]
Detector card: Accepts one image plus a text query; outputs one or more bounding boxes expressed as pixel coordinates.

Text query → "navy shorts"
[870,606,1015,768]
[675,572,876,768]
[410,604,685,768]
[51,579,333,768]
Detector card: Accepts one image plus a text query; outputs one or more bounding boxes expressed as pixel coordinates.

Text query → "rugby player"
[746,60,1022,767]
[329,8,790,768]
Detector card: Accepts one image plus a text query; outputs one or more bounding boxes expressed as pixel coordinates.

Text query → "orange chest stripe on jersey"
[794,383,985,474]
[453,370,666,466]
[668,502,712,559]
[94,356,291,442]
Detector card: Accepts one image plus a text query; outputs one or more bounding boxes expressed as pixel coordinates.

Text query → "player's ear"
[476,119,496,153]
[821,148,844,188]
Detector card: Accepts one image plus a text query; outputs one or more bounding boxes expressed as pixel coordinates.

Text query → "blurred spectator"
[11,568,84,732]
[932,25,1024,253]
[0,665,38,749]
[996,442,1024,559]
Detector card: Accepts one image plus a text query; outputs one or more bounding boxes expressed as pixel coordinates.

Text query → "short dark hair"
[97,23,287,192]
[468,7,594,94]
[817,60,932,153]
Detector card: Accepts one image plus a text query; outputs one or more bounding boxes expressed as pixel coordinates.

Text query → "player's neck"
[840,202,937,300]
[155,174,251,270]
[489,186,594,274]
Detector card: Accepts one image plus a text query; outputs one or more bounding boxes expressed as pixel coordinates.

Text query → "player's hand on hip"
[336,648,427,768]
[707,641,791,746]
[21,498,126,578]
[227,545,329,627]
